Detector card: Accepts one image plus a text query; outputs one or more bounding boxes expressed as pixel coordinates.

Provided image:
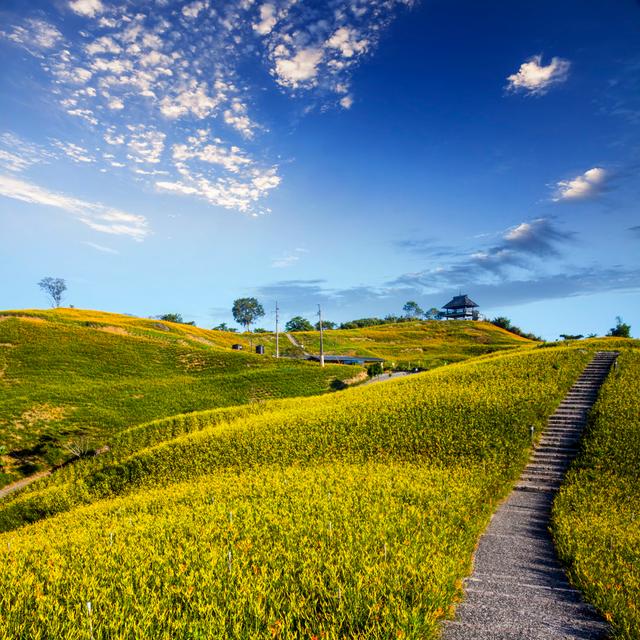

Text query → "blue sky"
[0,0,638,339]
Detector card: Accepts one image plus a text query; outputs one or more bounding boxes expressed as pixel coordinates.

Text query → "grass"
[0,309,355,486]
[0,346,598,638]
[552,344,640,639]
[0,309,529,487]
[290,320,533,369]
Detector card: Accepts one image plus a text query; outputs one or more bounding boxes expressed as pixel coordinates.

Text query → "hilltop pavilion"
[442,294,479,320]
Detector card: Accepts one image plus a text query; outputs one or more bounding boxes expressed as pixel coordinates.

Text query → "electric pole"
[275,301,280,358]
[318,304,325,367]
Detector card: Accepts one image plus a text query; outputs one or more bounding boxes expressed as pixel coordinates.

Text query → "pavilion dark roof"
[443,294,479,309]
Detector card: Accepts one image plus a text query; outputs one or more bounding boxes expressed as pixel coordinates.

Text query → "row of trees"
[34,280,633,339]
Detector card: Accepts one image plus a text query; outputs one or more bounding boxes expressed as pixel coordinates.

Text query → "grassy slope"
[552,342,640,639]
[0,345,604,638]
[291,320,533,368]
[0,310,529,486]
[0,309,355,486]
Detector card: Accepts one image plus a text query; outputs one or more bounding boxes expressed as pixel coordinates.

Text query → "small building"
[307,354,385,366]
[255,345,265,355]
[231,343,243,350]
[442,294,479,320]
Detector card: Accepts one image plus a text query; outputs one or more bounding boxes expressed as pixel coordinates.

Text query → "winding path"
[443,350,618,640]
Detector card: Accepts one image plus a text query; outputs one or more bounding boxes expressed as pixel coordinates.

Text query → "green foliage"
[157,313,195,325]
[559,334,584,340]
[285,316,314,332]
[231,297,265,331]
[424,307,442,320]
[367,362,384,377]
[552,348,640,638]
[212,322,237,332]
[607,316,631,338]
[491,316,541,341]
[403,301,424,319]
[315,320,336,330]
[37,277,66,308]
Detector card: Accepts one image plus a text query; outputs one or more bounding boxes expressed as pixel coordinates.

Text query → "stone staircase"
[442,351,618,640]
[516,350,618,493]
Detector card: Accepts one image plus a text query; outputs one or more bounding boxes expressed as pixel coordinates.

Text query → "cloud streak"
[0,174,148,240]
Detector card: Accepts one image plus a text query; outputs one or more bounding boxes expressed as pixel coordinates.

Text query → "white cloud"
[326,27,368,58]
[506,55,571,96]
[272,248,307,268]
[253,4,277,36]
[182,1,208,19]
[83,241,119,254]
[0,174,148,240]
[86,36,121,56]
[339,95,353,109]
[53,141,96,163]
[0,133,56,173]
[108,97,125,110]
[2,18,63,52]
[160,83,220,119]
[553,167,607,201]
[173,139,252,173]
[274,48,324,88]
[69,0,104,18]
[126,127,166,164]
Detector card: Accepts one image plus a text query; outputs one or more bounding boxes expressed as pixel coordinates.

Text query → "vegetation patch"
[552,345,640,639]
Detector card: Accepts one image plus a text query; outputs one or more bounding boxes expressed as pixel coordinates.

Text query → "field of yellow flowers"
[0,345,602,638]
[552,346,640,639]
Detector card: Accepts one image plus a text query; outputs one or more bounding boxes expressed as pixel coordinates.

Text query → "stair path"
[442,351,618,640]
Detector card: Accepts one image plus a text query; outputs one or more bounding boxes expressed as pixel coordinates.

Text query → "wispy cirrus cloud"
[0,174,148,240]
[553,167,608,201]
[271,248,308,268]
[506,54,570,96]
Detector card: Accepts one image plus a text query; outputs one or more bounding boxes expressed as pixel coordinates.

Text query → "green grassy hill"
[0,309,355,487]
[0,309,530,487]
[2,340,637,638]
[289,320,533,368]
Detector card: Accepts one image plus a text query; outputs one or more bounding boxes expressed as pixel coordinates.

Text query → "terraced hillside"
[2,342,634,639]
[289,320,533,368]
[0,309,354,487]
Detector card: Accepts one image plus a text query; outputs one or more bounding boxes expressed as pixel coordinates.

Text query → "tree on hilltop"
[607,316,631,338]
[403,301,424,319]
[158,313,195,325]
[285,316,314,332]
[424,307,442,320]
[315,320,336,330]
[38,277,66,308]
[232,297,265,332]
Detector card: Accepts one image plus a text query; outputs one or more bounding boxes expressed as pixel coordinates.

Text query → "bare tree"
[38,277,67,307]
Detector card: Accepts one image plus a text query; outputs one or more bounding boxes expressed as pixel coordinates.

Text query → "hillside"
[2,342,633,638]
[0,310,531,488]
[289,320,533,368]
[1,338,637,638]
[0,309,355,487]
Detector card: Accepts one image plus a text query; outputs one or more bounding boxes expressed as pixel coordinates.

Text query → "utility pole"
[318,304,325,367]
[275,301,280,358]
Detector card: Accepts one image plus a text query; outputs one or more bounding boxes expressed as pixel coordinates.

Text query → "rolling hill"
[288,319,533,368]
[0,309,355,487]
[0,330,637,637]
[0,309,531,488]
